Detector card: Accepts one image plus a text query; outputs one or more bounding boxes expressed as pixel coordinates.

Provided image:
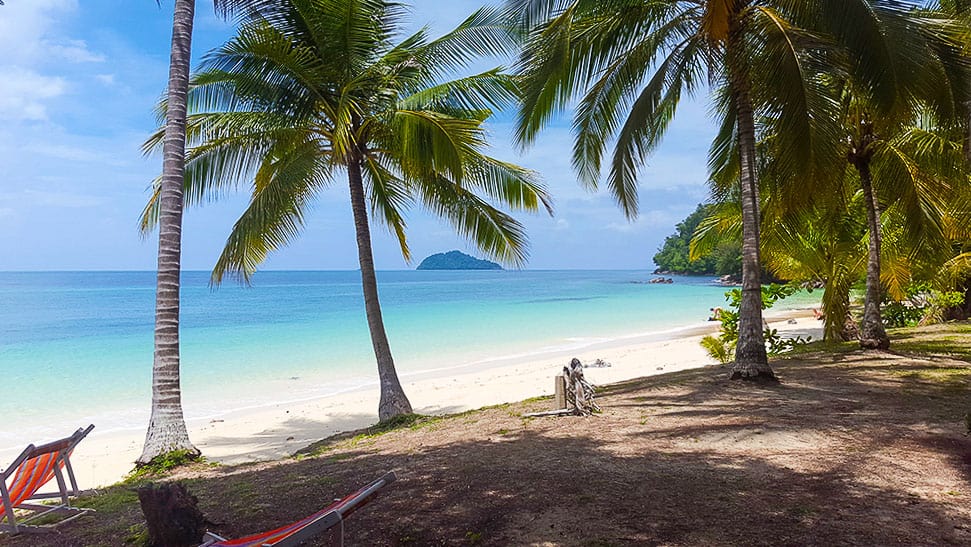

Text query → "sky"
[0,0,716,272]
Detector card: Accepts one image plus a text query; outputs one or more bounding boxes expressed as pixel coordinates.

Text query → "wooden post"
[554,373,567,409]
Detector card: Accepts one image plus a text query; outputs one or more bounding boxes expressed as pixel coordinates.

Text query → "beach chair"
[0,424,95,534]
[200,471,396,547]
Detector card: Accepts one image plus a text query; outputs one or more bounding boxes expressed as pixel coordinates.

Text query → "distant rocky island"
[417,250,503,271]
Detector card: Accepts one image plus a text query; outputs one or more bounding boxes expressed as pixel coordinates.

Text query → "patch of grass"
[465,530,483,543]
[359,413,450,438]
[124,450,201,483]
[782,338,857,357]
[298,413,444,457]
[75,486,138,512]
[496,428,510,436]
[226,480,261,517]
[890,322,971,361]
[329,453,354,463]
[895,341,971,362]
[887,367,971,393]
[124,523,149,546]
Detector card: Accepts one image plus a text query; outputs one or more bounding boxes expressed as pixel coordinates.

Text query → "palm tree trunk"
[347,153,413,421]
[139,0,199,465]
[726,20,773,381]
[855,160,890,349]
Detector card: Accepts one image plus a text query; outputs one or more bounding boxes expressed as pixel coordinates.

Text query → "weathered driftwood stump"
[564,358,601,415]
[527,358,601,417]
[137,482,207,547]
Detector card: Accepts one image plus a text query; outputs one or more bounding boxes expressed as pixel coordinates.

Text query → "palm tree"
[140,0,199,465]
[140,0,270,465]
[693,194,867,342]
[510,0,917,380]
[703,93,970,349]
[849,110,970,348]
[513,0,970,375]
[835,3,970,348]
[143,0,552,421]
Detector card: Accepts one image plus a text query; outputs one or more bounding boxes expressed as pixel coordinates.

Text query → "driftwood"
[564,358,601,415]
[137,482,207,547]
[525,358,601,418]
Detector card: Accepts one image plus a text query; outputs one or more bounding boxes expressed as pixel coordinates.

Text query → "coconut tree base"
[729,361,778,382]
[859,319,890,350]
[859,336,890,350]
[378,392,413,422]
[137,417,200,466]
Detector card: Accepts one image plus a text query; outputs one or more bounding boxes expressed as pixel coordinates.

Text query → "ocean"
[0,270,815,451]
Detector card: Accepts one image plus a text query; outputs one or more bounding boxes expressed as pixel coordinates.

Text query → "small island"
[416,250,503,271]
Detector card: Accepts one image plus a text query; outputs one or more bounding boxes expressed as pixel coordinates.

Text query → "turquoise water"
[0,270,814,449]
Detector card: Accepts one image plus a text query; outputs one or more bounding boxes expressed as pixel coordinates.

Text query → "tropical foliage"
[700,284,812,364]
[142,0,552,421]
[653,204,741,276]
[509,0,951,380]
[691,1,971,348]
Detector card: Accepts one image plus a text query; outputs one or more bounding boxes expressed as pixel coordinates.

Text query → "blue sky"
[0,0,716,271]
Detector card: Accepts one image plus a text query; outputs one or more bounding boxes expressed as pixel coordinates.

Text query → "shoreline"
[9,309,822,490]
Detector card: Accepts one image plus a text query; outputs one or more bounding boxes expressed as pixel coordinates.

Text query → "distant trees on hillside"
[653,204,741,277]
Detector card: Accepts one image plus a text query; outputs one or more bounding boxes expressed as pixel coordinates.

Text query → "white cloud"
[48,39,105,63]
[0,0,79,64]
[95,73,115,86]
[0,0,106,122]
[0,67,66,120]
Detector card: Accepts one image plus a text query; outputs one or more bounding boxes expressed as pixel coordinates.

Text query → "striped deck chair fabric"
[0,425,95,534]
[201,471,396,547]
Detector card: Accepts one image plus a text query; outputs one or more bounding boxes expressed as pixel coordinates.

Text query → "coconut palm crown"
[143,0,553,420]
[511,0,956,379]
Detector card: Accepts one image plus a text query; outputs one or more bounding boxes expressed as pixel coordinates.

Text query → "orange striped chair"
[0,425,95,534]
[200,471,396,547]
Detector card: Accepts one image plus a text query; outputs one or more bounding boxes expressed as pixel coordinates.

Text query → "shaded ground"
[5,323,971,546]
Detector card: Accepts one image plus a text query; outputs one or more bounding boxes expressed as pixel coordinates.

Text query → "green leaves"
[143,0,551,280]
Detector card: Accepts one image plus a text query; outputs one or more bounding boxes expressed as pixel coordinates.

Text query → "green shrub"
[701,283,811,361]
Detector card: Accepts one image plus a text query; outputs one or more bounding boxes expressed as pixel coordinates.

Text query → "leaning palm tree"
[143,0,552,421]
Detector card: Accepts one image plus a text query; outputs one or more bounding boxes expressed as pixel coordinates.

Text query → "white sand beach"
[11,313,822,490]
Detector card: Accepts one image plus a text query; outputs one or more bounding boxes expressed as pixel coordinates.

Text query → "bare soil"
[6,323,971,546]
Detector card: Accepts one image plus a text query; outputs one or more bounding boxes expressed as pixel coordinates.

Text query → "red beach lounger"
[200,471,396,547]
[0,424,95,534]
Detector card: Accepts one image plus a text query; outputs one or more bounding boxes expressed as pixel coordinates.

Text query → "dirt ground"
[6,323,971,546]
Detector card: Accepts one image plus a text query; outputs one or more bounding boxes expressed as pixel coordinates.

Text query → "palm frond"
[212,137,328,284]
[417,175,531,266]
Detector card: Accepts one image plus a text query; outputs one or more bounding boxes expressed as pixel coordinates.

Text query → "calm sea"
[0,270,813,450]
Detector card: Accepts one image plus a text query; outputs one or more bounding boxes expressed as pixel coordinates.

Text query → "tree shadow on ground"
[7,342,971,546]
[23,425,969,546]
